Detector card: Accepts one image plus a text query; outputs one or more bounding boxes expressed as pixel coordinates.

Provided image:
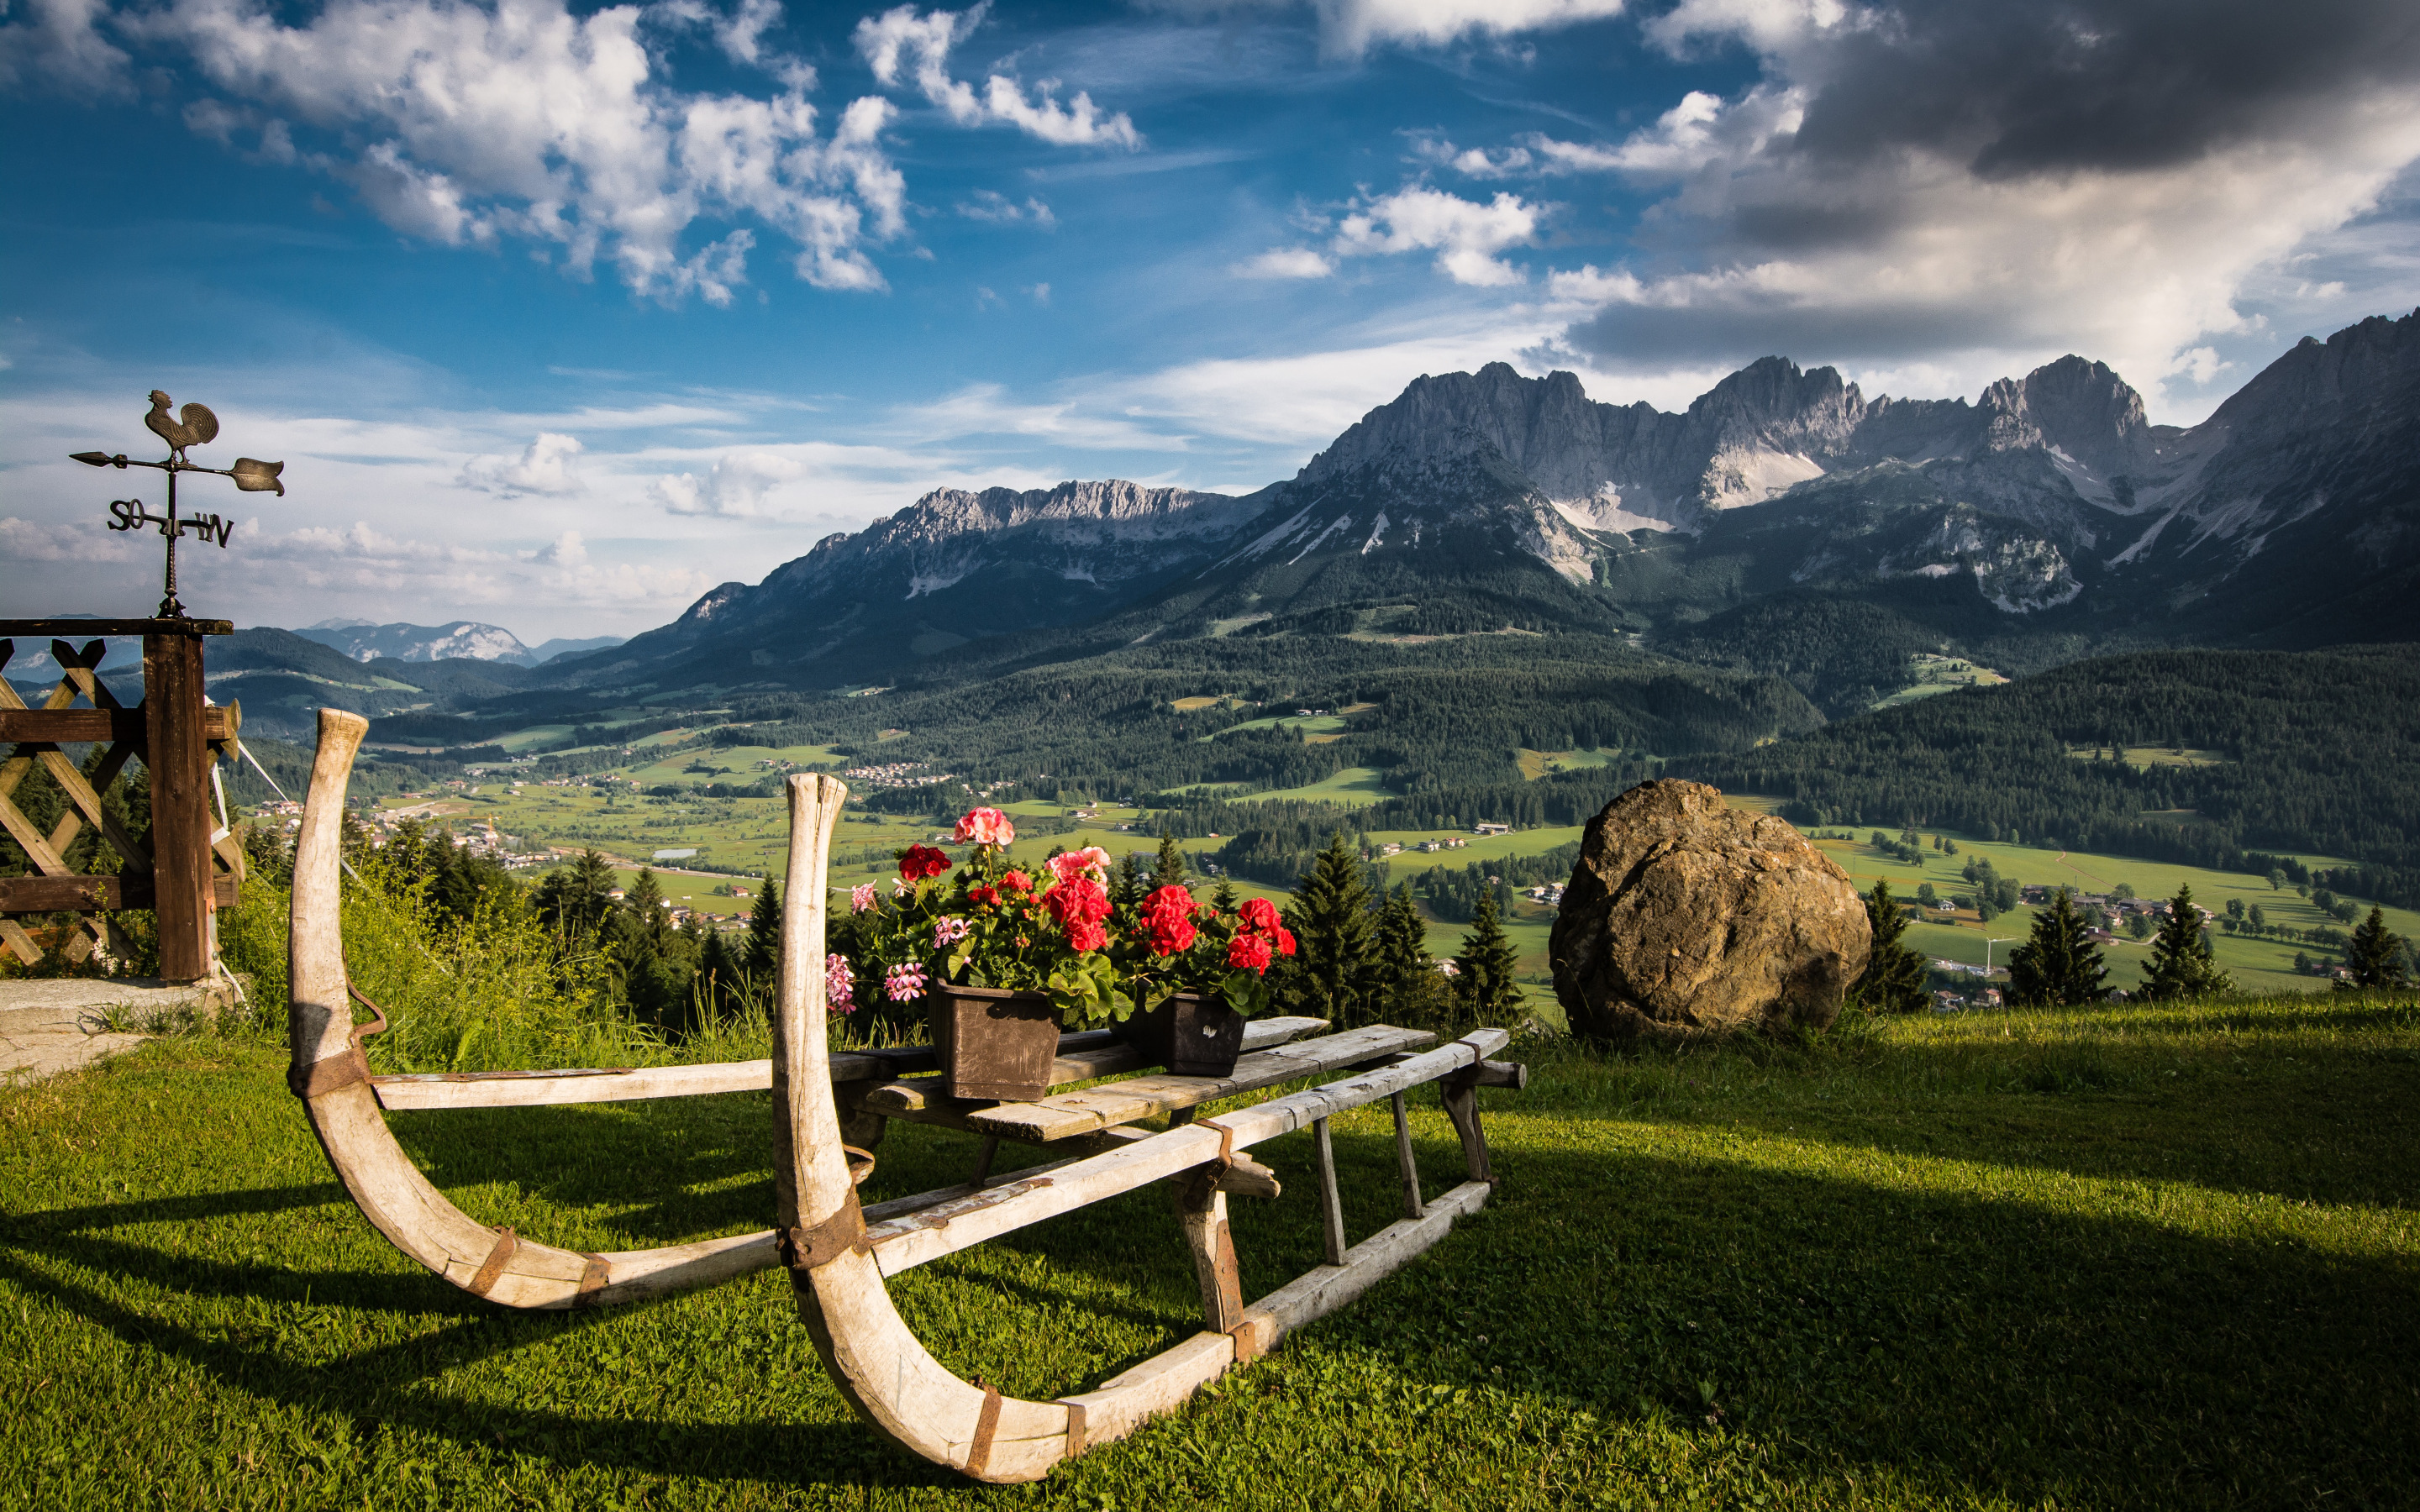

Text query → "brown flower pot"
[928,984,1061,1101]
[1114,991,1246,1078]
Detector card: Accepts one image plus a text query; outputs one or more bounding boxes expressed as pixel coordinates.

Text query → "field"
[1867,653,2007,710]
[6,993,2415,1508]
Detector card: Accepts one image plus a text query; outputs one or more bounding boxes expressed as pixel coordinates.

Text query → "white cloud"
[1317,0,1627,60]
[854,3,1142,150]
[648,450,806,517]
[1230,247,1335,279]
[0,0,131,95]
[906,383,1195,450]
[1533,0,2420,417]
[1332,186,1543,286]
[8,0,910,302]
[956,189,1055,225]
[459,432,586,496]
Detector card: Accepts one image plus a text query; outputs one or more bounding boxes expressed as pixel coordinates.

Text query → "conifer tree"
[1454,891,1523,1027]
[1372,884,1448,1028]
[696,928,741,1022]
[625,867,672,953]
[1211,874,1239,912]
[2344,905,2409,990]
[1153,831,1188,891]
[2007,889,2109,1007]
[1112,853,1144,915]
[1852,879,1928,1013]
[1281,831,1378,1026]
[741,876,782,984]
[2141,884,2234,1000]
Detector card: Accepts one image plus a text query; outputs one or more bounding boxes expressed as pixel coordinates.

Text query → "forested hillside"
[712,632,1819,802]
[1679,645,2420,903]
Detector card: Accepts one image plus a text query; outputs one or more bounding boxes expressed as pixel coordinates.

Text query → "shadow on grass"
[1517,1029,2420,1210]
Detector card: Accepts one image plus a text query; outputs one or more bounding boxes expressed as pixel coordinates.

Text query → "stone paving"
[0,977,225,1085]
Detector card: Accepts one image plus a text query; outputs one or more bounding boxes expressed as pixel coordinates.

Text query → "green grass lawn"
[10,995,2414,1508]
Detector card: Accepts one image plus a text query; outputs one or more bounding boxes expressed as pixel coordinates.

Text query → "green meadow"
[6,992,2415,1508]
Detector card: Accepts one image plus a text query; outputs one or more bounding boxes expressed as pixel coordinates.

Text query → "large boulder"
[1550,780,1871,1042]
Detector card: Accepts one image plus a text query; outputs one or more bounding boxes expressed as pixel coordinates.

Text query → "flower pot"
[928,984,1061,1102]
[1114,992,1246,1079]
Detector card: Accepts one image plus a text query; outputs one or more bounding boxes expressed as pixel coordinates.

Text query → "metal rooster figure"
[73,389,287,617]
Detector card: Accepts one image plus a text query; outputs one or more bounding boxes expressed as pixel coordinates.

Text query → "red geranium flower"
[1042,876,1111,927]
[1148,916,1197,957]
[1002,870,1031,893]
[1239,897,1283,933]
[1273,927,1297,957]
[898,843,951,881]
[1065,919,1108,953]
[968,885,999,907]
[1226,932,1275,973]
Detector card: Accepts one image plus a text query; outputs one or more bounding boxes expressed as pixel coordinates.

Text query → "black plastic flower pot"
[1114,991,1246,1078]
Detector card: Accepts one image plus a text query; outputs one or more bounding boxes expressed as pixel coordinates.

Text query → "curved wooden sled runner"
[288,710,779,1308]
[288,710,1526,1480]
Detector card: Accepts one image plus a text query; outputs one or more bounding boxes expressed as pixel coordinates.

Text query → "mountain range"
[295,620,624,667]
[539,308,2417,696]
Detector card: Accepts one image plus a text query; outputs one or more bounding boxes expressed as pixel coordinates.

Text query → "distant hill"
[290,620,625,667]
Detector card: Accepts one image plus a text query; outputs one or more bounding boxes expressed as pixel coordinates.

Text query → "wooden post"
[1313,1116,1348,1267]
[1439,1066,1491,1185]
[1176,1181,1244,1334]
[1390,1090,1424,1220]
[144,627,213,981]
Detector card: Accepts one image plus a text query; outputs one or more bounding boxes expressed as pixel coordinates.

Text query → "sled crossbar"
[369,1016,1334,1112]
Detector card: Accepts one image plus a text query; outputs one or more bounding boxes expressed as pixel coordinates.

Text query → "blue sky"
[5,0,2418,641]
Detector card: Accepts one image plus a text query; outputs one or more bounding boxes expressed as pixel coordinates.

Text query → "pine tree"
[742,876,782,985]
[2141,884,2234,1001]
[1454,892,1523,1027]
[1112,853,1144,914]
[1153,831,1188,890]
[1281,831,1379,1026]
[1852,879,1928,1013]
[696,928,741,1023]
[2344,906,2409,989]
[1211,874,1239,912]
[2007,889,2109,1007]
[625,867,672,953]
[1372,885,1449,1029]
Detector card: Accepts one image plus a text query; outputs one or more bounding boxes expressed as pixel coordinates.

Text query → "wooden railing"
[0,618,242,980]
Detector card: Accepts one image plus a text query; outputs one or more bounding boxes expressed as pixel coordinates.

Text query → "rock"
[1550,780,1870,1042]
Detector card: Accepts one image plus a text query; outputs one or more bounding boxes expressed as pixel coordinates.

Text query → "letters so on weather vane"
[71,389,289,618]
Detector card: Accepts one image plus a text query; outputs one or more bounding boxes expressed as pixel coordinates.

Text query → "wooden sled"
[287,709,1527,1481]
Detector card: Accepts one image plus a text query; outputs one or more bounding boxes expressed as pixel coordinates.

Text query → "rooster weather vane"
[71,390,287,617]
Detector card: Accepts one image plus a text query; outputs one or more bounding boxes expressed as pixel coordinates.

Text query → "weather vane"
[71,390,287,617]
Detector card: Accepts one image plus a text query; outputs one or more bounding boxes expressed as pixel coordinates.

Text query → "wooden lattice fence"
[0,618,242,980]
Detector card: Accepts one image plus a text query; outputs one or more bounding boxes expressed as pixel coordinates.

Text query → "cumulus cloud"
[649,450,808,517]
[1140,0,1626,60]
[2,0,914,299]
[1231,247,1335,279]
[854,3,1142,150]
[1333,186,1543,286]
[1523,0,2420,407]
[459,432,587,496]
[956,189,1055,224]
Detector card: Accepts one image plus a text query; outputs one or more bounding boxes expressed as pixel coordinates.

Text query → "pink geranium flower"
[850,882,878,914]
[884,962,929,1002]
[955,807,1017,846]
[1048,847,1112,889]
[826,953,857,1011]
[934,915,971,948]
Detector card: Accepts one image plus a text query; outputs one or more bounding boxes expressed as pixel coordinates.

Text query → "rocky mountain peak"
[1686,356,1865,446]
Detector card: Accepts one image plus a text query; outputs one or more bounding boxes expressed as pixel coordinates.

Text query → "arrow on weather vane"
[71,388,290,618]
